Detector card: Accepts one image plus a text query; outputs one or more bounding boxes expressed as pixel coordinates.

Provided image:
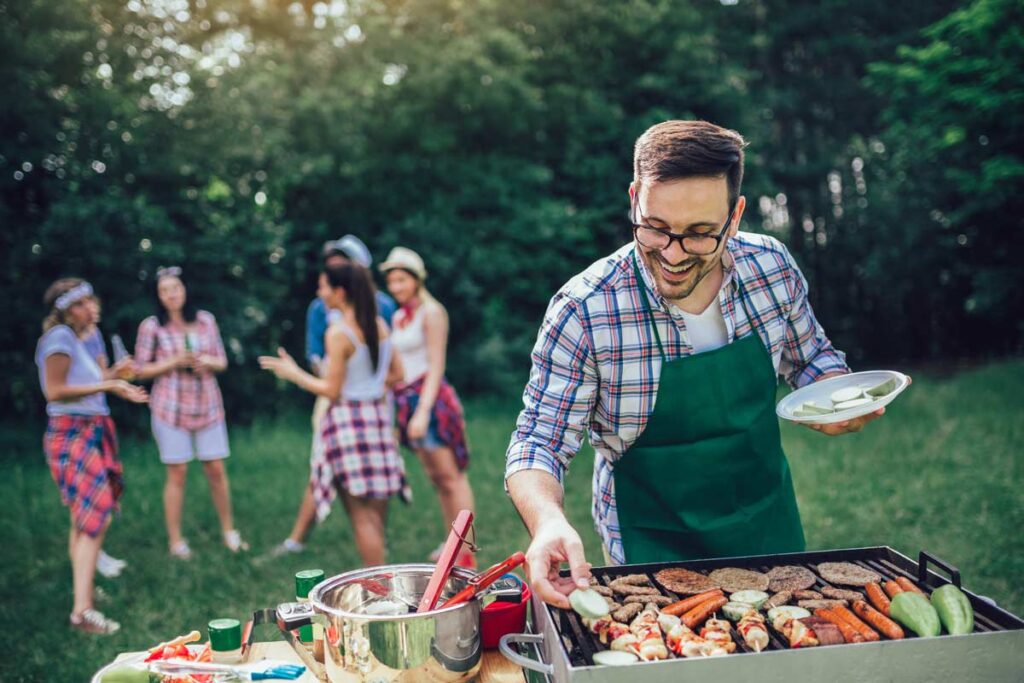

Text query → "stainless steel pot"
[276,564,482,682]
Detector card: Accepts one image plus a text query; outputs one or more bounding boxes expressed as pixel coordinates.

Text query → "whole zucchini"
[931,584,974,635]
[890,592,941,637]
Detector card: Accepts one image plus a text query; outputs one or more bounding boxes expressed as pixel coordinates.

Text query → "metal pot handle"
[498,633,554,676]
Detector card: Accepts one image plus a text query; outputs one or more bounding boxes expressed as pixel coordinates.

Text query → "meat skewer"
[737,609,769,652]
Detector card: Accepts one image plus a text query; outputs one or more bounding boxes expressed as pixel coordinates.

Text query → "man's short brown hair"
[633,120,747,209]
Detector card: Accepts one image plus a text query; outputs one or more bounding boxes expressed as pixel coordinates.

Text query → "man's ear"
[730,195,747,236]
[628,182,637,201]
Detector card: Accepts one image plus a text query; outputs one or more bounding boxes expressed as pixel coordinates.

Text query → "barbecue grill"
[500,547,1024,682]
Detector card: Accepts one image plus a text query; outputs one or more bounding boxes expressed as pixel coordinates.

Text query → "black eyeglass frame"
[629,195,736,256]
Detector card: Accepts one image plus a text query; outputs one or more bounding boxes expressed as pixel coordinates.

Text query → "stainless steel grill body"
[502,547,1024,683]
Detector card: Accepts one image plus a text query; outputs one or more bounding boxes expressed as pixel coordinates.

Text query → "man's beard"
[641,249,716,302]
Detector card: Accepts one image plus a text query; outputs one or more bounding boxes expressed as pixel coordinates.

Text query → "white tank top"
[391,305,430,384]
[334,322,392,401]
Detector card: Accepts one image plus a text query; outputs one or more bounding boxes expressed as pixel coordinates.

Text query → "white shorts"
[152,415,230,465]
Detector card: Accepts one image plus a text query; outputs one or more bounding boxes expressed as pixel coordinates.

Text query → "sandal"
[170,540,192,560]
[70,608,120,635]
[223,529,249,553]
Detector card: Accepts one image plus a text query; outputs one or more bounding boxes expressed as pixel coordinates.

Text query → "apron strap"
[631,251,668,362]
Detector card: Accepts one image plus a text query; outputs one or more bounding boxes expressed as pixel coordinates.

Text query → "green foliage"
[1,0,1021,420]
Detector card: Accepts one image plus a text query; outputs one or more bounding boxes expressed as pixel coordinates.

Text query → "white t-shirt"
[35,325,109,416]
[676,301,729,354]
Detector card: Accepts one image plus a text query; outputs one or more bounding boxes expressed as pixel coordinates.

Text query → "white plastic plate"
[776,370,909,425]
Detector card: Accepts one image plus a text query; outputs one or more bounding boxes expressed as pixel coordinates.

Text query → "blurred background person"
[76,294,131,578]
[268,235,398,557]
[133,266,247,559]
[380,247,476,568]
[35,278,148,635]
[261,262,410,566]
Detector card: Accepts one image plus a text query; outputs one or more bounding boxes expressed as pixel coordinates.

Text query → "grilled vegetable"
[866,377,898,397]
[570,588,611,619]
[931,585,974,636]
[830,387,865,403]
[890,592,941,637]
[767,605,810,622]
[722,601,756,622]
[592,650,639,666]
[730,590,769,609]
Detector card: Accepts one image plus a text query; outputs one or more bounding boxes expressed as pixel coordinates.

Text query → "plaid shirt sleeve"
[505,292,599,486]
[777,245,850,387]
[204,312,228,364]
[134,317,157,364]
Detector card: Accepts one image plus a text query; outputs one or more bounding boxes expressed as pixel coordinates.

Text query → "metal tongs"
[418,509,476,612]
[442,551,527,608]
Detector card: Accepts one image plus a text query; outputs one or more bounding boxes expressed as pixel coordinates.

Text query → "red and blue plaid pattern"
[311,397,411,521]
[505,233,850,564]
[44,415,123,537]
[134,310,227,431]
[394,376,470,470]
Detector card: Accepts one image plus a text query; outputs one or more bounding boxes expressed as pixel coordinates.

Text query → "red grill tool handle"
[443,552,526,608]
[418,509,474,612]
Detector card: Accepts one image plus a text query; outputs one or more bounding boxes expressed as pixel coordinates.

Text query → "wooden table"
[110,641,526,682]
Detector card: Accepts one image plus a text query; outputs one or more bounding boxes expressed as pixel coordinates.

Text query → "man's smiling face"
[633,176,745,304]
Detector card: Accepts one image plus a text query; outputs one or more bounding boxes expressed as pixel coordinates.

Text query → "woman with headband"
[35,278,148,634]
[134,267,247,559]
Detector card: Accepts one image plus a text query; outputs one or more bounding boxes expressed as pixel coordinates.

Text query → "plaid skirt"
[394,377,470,470]
[44,415,123,537]
[311,397,411,522]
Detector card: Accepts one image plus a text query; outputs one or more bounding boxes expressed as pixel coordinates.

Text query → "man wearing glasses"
[506,120,885,608]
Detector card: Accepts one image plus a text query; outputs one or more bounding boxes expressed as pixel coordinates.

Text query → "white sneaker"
[170,540,193,560]
[96,550,126,578]
[224,529,250,553]
[70,608,120,635]
[268,538,305,558]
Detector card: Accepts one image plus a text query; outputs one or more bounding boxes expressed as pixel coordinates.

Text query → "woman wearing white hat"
[380,247,476,568]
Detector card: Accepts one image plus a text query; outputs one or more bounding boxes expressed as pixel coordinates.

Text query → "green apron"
[615,254,805,563]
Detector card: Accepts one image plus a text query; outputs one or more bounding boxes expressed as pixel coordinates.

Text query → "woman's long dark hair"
[324,262,381,370]
[154,273,198,327]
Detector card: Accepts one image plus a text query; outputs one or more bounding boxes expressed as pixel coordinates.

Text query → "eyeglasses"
[630,197,734,256]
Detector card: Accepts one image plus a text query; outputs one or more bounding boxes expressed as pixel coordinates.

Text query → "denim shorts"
[408,418,444,450]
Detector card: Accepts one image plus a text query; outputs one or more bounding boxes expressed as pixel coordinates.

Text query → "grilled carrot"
[662,588,725,617]
[681,596,728,629]
[883,580,904,599]
[895,576,927,596]
[865,582,891,616]
[814,608,864,644]
[832,605,880,642]
[852,600,904,640]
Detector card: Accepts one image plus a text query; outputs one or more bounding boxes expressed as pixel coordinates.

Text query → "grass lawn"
[2,360,1022,681]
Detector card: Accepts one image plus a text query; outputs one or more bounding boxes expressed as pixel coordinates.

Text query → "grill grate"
[549,546,1024,667]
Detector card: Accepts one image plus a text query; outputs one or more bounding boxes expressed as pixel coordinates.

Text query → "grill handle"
[919,550,961,589]
[498,633,554,676]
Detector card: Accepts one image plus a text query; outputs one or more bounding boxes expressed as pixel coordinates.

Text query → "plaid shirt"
[135,310,227,431]
[505,233,849,564]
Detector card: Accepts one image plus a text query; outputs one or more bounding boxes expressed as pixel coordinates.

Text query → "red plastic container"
[480,579,531,649]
